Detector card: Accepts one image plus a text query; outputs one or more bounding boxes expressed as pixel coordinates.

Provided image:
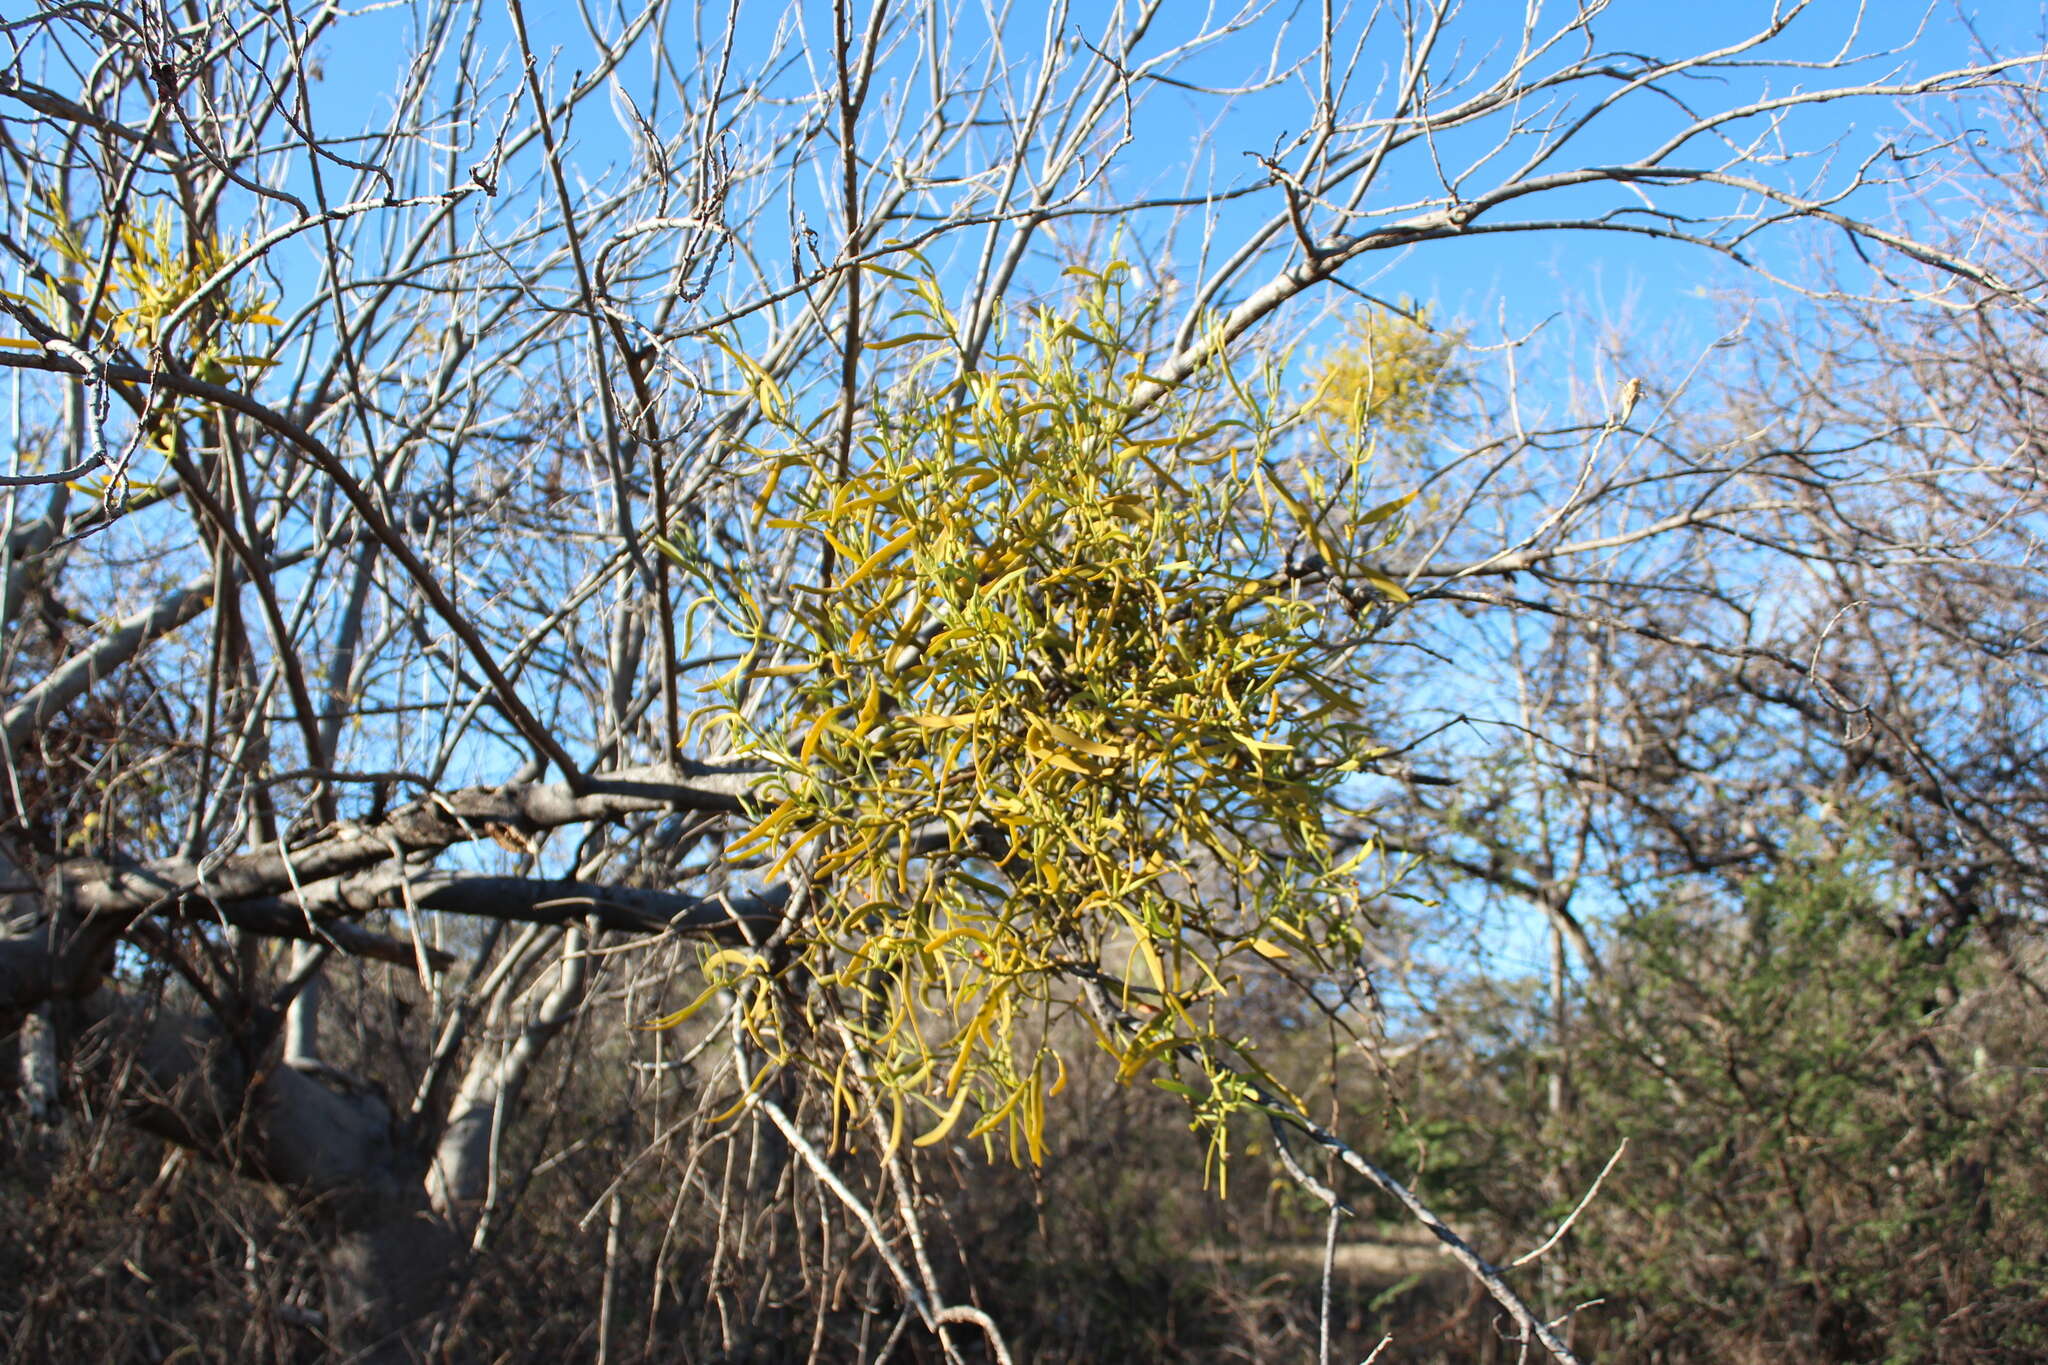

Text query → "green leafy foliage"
[1384,841,2048,1362]
[1572,860,2048,1360]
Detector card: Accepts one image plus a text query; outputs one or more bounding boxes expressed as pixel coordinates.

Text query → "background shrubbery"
[13,838,2041,1362]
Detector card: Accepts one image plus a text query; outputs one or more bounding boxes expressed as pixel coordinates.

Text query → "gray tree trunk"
[428,925,593,1220]
[113,998,464,1358]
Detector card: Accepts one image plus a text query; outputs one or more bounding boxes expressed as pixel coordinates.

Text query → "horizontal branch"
[56,759,767,921]
[183,897,458,971]
[273,871,791,941]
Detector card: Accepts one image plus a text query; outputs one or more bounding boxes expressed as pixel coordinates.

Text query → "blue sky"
[287,0,2045,365]
[288,1,2048,411]
[13,0,2036,997]
[297,0,2040,924]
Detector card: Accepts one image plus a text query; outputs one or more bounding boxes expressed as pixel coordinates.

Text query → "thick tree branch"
[55,759,765,921]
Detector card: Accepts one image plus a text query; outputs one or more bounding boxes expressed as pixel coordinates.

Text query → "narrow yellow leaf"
[634,978,729,1030]
[701,948,767,979]
[1358,567,1411,602]
[967,1080,1031,1139]
[864,330,952,351]
[923,926,996,955]
[854,676,883,736]
[904,713,975,730]
[833,525,917,592]
[692,649,758,694]
[913,1087,973,1147]
[1357,489,1418,525]
[799,703,851,764]
[761,820,829,881]
[708,1070,776,1124]
[725,798,800,858]
[1028,744,1095,776]
[1036,719,1122,759]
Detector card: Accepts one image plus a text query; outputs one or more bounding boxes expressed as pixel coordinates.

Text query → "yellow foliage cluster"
[1308,304,1466,451]
[2,192,280,461]
[669,263,1415,1181]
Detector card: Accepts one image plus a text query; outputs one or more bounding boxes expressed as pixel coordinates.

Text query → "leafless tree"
[2,1,2041,1359]
[1369,72,2048,947]
[1342,86,2048,1351]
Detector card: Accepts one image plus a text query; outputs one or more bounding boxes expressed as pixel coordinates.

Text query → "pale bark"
[283,943,323,1068]
[4,570,235,750]
[55,759,762,921]
[427,925,594,1219]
